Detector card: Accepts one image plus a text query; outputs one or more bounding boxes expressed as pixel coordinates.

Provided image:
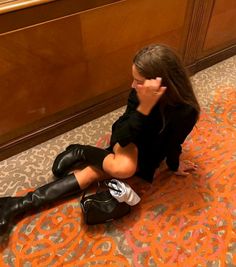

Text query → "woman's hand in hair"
[174,160,198,176]
[136,77,167,115]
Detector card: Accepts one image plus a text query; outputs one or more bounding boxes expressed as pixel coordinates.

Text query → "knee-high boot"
[52,144,111,178]
[0,173,81,236]
[52,145,88,178]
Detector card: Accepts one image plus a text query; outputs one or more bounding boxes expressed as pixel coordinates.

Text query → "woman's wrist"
[137,105,151,115]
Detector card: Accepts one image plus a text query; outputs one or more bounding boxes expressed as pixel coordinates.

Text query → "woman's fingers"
[174,170,190,176]
[183,160,198,171]
[137,77,167,97]
[174,160,198,176]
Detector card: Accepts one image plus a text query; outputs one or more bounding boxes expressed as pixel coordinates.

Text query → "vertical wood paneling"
[183,0,215,66]
[184,0,236,73]
[203,0,236,53]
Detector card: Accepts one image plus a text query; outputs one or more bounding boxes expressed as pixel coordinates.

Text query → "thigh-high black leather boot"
[0,173,81,236]
[52,144,111,178]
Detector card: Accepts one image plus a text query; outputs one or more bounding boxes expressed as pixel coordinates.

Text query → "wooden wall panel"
[183,0,236,74]
[202,0,236,54]
[80,0,188,58]
[182,0,216,67]
[0,15,87,137]
[80,0,189,93]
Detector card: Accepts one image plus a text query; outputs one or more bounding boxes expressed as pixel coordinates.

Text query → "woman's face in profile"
[131,64,145,90]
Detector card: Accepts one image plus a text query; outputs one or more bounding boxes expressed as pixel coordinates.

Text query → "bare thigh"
[73,143,138,189]
[103,143,138,179]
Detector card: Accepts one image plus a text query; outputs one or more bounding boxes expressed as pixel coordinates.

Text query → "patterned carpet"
[0,56,236,266]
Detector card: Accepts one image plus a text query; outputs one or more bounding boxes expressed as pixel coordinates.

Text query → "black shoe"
[0,174,81,236]
[52,144,87,178]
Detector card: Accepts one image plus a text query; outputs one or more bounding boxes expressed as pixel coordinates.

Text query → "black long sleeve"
[111,89,148,147]
[165,106,198,171]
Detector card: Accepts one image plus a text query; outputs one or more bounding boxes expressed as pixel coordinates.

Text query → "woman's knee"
[103,143,138,178]
[108,159,137,179]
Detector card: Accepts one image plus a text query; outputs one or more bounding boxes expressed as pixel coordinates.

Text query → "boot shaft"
[0,174,81,236]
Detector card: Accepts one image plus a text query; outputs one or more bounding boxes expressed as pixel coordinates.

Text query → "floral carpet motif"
[0,86,235,267]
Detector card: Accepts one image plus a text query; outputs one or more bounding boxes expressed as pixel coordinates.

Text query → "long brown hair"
[133,44,200,124]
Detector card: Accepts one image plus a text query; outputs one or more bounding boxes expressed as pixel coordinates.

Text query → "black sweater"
[109,89,198,181]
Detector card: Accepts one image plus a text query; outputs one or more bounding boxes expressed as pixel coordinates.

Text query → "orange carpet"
[0,87,236,266]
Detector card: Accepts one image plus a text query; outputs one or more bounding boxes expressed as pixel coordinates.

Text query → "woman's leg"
[0,166,112,236]
[0,173,81,236]
[73,143,138,188]
[52,143,138,180]
[0,144,138,236]
[73,166,110,189]
[102,143,138,179]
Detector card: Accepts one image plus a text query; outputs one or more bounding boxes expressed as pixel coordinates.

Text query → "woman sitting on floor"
[0,44,200,236]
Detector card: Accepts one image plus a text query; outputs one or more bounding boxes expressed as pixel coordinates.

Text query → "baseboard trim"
[187,44,236,74]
